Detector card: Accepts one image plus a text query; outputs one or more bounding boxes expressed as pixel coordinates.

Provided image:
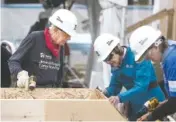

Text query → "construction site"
[1,0,176,121]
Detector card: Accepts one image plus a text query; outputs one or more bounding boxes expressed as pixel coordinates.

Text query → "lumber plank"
[126,9,174,34]
[45,99,127,121]
[1,88,105,99]
[1,100,44,121]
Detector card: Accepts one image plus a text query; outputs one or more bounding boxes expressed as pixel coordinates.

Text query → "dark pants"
[159,80,168,98]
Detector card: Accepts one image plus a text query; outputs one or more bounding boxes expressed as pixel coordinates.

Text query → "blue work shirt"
[162,40,176,97]
[106,47,165,120]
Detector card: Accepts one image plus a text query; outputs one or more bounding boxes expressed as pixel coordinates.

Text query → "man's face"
[105,52,123,68]
[147,46,162,62]
[50,26,71,45]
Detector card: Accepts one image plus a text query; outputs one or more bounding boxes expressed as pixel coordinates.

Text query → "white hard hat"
[94,33,120,62]
[129,25,162,61]
[49,9,77,37]
[1,40,16,54]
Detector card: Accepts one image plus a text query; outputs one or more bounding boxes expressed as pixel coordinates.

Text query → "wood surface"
[1,88,105,99]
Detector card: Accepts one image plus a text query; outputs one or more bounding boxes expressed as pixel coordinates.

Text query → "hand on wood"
[109,96,120,106]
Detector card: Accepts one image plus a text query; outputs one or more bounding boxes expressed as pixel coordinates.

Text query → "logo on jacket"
[40,53,45,58]
[126,64,133,68]
[40,53,52,60]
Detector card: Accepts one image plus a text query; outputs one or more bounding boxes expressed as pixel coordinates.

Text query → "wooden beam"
[0,88,106,99]
[1,99,127,121]
[126,9,174,34]
[127,9,166,33]
[1,100,45,121]
[167,11,174,39]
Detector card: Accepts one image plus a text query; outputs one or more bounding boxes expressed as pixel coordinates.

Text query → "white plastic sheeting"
[89,0,127,89]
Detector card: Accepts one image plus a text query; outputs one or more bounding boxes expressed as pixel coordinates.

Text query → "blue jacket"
[106,47,165,120]
[162,40,176,97]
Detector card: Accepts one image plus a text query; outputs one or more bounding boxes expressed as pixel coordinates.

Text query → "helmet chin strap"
[122,47,127,59]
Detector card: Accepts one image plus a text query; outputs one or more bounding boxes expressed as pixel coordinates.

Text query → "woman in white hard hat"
[8,9,77,88]
[94,33,165,121]
[129,26,176,121]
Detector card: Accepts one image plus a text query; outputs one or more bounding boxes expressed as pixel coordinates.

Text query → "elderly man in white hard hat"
[128,26,176,121]
[94,33,165,121]
[8,9,77,88]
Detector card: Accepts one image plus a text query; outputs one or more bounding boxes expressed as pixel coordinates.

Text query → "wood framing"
[167,11,174,39]
[1,88,127,121]
[1,99,127,121]
[1,88,106,99]
[126,9,174,34]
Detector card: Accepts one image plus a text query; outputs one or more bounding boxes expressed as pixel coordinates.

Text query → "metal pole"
[1,0,4,4]
[84,0,100,87]
[121,7,127,45]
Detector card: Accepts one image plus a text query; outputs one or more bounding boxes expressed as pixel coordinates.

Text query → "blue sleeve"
[106,70,122,97]
[163,49,176,97]
[119,60,152,102]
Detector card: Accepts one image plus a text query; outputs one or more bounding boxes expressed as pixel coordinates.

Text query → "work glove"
[17,70,29,88]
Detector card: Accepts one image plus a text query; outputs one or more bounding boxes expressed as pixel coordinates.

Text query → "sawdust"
[1,88,105,99]
[1,88,33,99]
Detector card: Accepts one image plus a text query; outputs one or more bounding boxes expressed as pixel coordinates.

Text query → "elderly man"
[8,9,77,88]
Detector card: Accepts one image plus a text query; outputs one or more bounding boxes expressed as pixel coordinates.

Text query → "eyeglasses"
[104,53,114,62]
[54,26,71,40]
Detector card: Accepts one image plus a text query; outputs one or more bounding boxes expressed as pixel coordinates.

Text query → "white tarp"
[89,0,127,89]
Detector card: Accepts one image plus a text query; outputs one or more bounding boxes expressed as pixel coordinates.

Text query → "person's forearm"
[8,61,23,76]
[119,85,148,102]
[157,99,167,108]
[147,97,176,121]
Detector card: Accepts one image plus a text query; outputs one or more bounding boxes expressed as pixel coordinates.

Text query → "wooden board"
[126,9,174,34]
[1,88,126,121]
[45,100,127,121]
[1,100,127,121]
[126,9,167,33]
[1,100,45,121]
[1,88,105,99]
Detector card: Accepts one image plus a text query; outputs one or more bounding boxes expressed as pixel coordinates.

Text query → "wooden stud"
[126,9,167,33]
[167,11,174,39]
[126,9,174,34]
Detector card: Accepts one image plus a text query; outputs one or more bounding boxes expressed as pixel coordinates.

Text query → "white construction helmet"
[94,33,120,62]
[1,40,16,54]
[49,9,77,37]
[129,25,162,61]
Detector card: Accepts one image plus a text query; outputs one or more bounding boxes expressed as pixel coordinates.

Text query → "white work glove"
[17,70,29,88]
